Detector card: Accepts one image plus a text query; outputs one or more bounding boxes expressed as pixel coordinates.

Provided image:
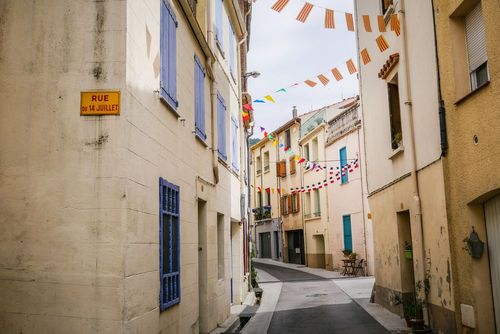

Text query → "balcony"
[326,107,360,144]
[253,206,272,221]
[300,109,326,138]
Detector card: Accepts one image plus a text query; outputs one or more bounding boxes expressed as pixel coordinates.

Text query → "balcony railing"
[326,107,360,144]
[253,206,272,221]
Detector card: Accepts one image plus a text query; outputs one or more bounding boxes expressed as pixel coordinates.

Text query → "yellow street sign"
[80,91,120,116]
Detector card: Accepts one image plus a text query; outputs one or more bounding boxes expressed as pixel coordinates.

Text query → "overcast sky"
[247,0,359,137]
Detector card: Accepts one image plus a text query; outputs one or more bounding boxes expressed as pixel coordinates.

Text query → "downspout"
[399,0,430,325]
[430,0,448,157]
[207,0,219,184]
[356,124,369,275]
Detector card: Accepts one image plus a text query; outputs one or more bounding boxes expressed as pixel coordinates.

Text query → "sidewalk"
[252,258,409,333]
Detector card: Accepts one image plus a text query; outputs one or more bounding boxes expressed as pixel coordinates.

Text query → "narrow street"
[247,261,390,334]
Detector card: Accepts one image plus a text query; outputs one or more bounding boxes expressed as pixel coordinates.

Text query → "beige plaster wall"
[0,0,248,333]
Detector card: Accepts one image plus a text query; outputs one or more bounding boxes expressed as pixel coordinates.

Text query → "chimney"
[292,106,298,119]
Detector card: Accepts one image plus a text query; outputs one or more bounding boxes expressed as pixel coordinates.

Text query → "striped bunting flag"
[317,74,330,86]
[304,79,317,87]
[331,67,343,81]
[377,15,386,32]
[296,2,314,23]
[271,0,290,12]
[362,15,372,32]
[345,13,355,31]
[346,59,357,74]
[360,48,371,65]
[391,14,400,36]
[376,35,389,52]
[325,9,335,29]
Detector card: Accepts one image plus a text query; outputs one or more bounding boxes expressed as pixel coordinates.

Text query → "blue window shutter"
[231,117,239,171]
[343,215,352,251]
[160,0,178,110]
[216,0,223,47]
[229,23,235,77]
[159,177,181,311]
[217,93,227,161]
[340,147,348,184]
[194,56,206,140]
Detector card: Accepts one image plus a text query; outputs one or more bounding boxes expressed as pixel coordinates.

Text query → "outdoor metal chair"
[353,259,365,276]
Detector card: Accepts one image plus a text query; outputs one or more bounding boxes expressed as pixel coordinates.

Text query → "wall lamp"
[244,71,261,79]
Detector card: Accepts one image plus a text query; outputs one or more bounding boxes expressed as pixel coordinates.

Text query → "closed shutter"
[216,0,223,47]
[465,3,487,73]
[194,56,206,140]
[288,196,292,215]
[160,0,178,109]
[229,23,235,77]
[231,117,239,171]
[340,147,348,184]
[343,215,352,251]
[217,93,227,160]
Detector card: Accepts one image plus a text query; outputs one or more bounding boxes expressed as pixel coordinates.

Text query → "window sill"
[264,168,270,174]
[304,215,321,222]
[455,80,490,105]
[195,132,208,147]
[389,144,404,160]
[160,92,180,117]
[256,171,262,176]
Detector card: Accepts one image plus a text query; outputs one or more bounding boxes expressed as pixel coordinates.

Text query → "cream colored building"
[324,99,374,275]
[434,0,500,332]
[355,0,455,331]
[0,0,252,333]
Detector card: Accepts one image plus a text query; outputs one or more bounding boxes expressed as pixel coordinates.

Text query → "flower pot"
[404,250,413,260]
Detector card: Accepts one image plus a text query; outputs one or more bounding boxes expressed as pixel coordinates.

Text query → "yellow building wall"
[434,0,500,332]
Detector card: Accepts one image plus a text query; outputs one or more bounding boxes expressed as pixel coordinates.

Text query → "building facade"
[434,0,500,332]
[355,0,455,332]
[324,100,374,275]
[251,133,283,261]
[0,0,252,333]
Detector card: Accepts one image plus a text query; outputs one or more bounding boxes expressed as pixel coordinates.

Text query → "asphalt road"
[253,262,389,334]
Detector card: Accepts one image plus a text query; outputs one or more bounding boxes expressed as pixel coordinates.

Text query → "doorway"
[287,230,304,264]
[274,231,280,260]
[260,232,272,258]
[198,200,208,332]
[485,195,500,331]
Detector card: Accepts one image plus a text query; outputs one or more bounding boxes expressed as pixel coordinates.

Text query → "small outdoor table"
[341,259,356,276]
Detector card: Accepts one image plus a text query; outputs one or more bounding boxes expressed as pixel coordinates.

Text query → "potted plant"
[403,294,425,330]
[392,132,403,149]
[349,252,357,260]
[404,242,413,260]
[341,249,352,258]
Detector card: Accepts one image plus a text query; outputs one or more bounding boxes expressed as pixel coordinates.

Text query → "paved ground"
[251,261,390,334]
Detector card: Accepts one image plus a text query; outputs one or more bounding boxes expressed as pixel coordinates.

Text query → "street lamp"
[244,71,261,79]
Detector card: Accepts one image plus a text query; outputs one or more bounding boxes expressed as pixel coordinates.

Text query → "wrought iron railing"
[326,107,360,144]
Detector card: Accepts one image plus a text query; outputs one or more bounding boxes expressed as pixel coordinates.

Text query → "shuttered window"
[277,160,286,177]
[231,116,239,171]
[465,3,489,90]
[160,0,178,111]
[229,22,236,79]
[215,0,224,48]
[343,215,352,252]
[217,92,227,161]
[194,56,206,141]
[289,157,296,175]
[291,193,300,213]
[340,147,348,184]
[159,178,180,311]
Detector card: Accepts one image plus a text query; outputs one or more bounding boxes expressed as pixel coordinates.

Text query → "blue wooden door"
[343,215,352,251]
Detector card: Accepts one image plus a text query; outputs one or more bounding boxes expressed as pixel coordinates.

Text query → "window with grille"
[282,195,289,215]
[160,0,178,112]
[159,178,180,311]
[465,3,489,91]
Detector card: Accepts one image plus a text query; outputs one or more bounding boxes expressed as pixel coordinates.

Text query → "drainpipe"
[430,0,448,157]
[399,0,430,325]
[356,124,369,276]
